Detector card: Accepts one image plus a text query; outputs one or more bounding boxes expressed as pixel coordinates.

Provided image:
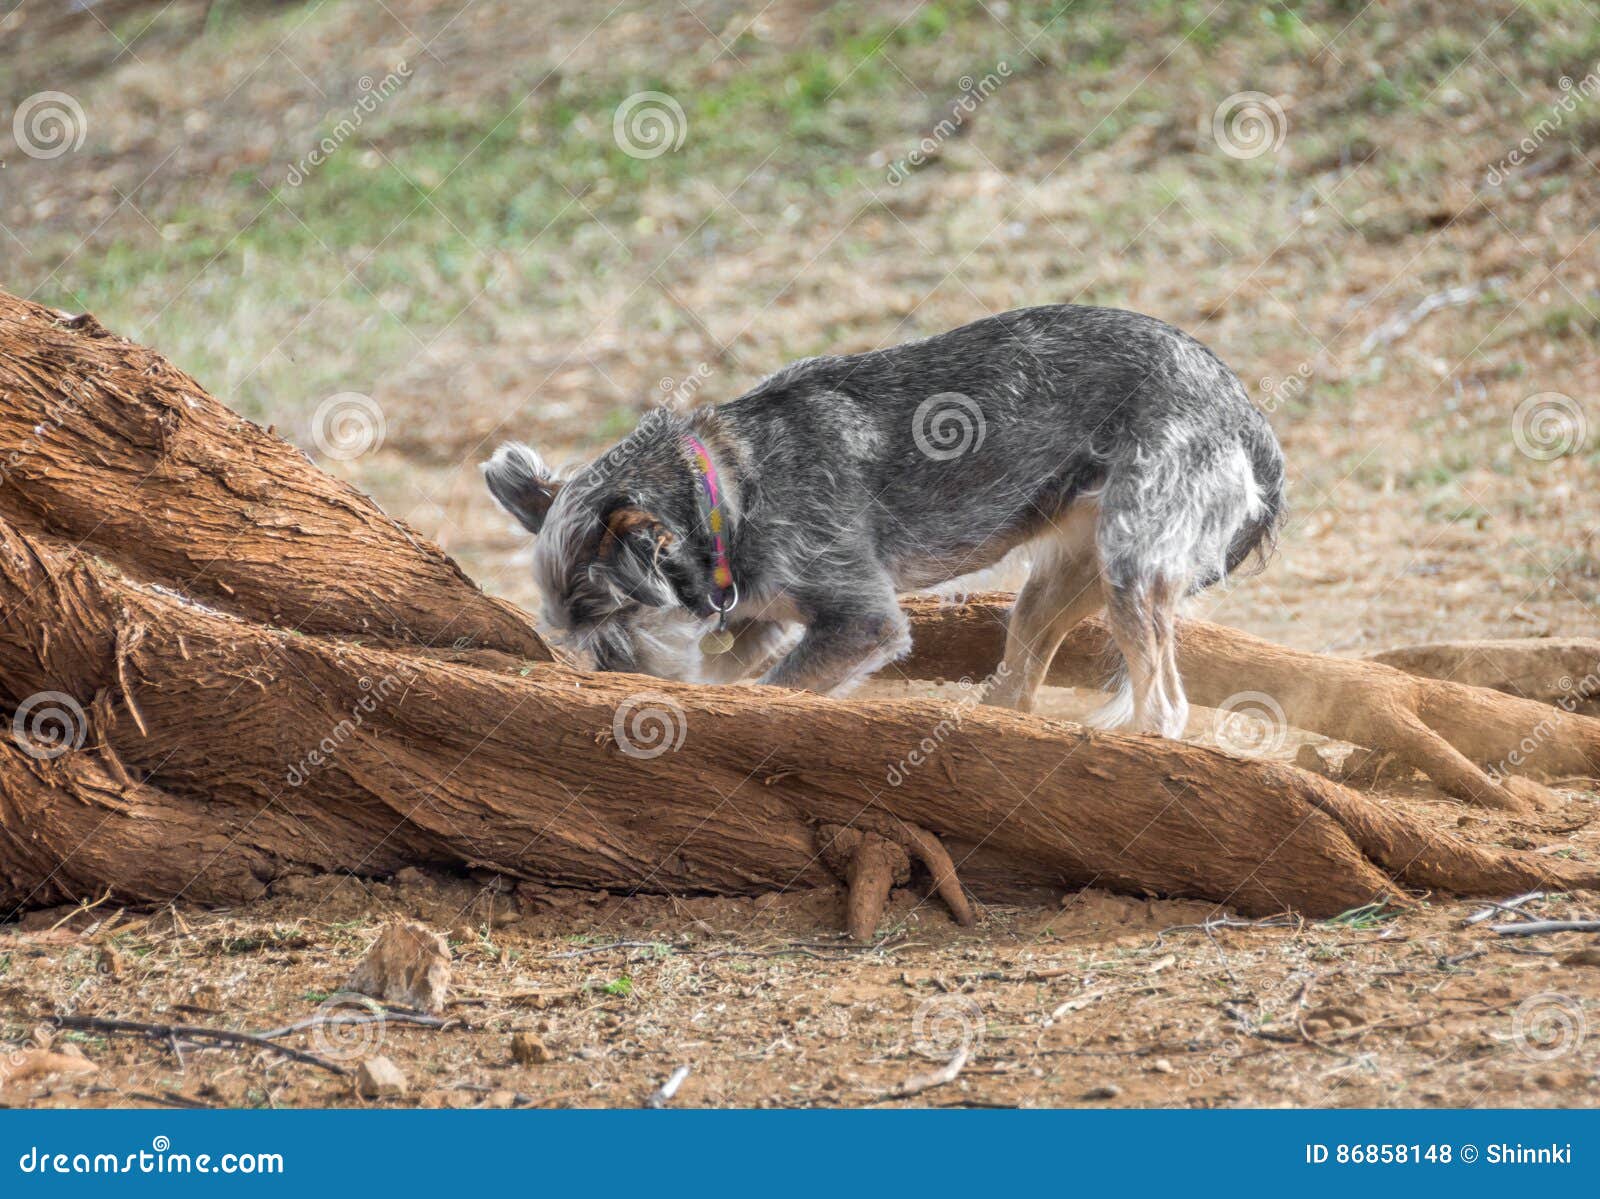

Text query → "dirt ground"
[3,0,1599,1107]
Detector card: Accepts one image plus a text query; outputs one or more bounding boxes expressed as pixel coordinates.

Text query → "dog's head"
[483,435,700,674]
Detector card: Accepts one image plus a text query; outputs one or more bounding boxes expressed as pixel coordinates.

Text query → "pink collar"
[683,434,736,620]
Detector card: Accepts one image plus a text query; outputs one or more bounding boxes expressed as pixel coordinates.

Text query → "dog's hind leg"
[984,507,1103,713]
[1096,573,1187,737]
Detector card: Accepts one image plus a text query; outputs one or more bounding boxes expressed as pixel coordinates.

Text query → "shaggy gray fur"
[485,304,1285,730]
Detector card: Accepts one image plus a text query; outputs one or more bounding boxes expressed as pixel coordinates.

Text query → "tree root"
[1368,638,1600,707]
[895,594,1600,813]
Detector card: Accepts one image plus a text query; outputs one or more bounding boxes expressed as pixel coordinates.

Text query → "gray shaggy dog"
[485,304,1284,735]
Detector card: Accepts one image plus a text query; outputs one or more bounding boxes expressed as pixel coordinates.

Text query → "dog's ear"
[594,503,678,607]
[483,442,561,534]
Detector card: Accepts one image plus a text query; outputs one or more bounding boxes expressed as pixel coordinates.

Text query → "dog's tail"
[483,442,560,535]
[1219,418,1287,581]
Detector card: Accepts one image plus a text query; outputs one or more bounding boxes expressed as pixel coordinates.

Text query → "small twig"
[47,890,112,932]
[1359,279,1499,356]
[886,1049,969,1099]
[1464,891,1544,925]
[548,940,674,959]
[54,1015,347,1076]
[1489,920,1600,937]
[645,1064,691,1109]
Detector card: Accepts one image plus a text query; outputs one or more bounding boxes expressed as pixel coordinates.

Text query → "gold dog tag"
[700,627,736,655]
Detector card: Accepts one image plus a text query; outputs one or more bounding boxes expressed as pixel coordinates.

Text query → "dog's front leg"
[759,604,910,696]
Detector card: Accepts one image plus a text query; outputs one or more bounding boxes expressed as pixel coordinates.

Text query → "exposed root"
[1370,638,1600,705]
[819,826,911,942]
[893,822,977,928]
[896,594,1600,811]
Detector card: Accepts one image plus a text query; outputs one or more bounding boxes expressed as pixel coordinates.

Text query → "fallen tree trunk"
[1,514,1594,924]
[0,292,1595,932]
[0,292,548,660]
[896,595,1600,812]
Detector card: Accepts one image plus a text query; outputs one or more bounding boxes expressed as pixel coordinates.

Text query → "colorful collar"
[683,434,737,622]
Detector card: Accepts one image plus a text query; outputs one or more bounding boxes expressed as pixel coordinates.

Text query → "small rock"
[1151,1058,1174,1074]
[510,1032,552,1065]
[1082,1082,1121,1100]
[577,1046,601,1061]
[450,924,476,946]
[346,921,450,1014]
[485,1089,518,1108]
[392,867,427,887]
[355,1056,407,1098]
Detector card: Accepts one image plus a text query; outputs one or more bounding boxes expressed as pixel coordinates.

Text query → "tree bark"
[2,515,1593,923]
[0,292,547,660]
[896,595,1600,812]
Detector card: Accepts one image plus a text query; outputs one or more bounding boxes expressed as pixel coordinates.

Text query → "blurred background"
[2,0,1595,651]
